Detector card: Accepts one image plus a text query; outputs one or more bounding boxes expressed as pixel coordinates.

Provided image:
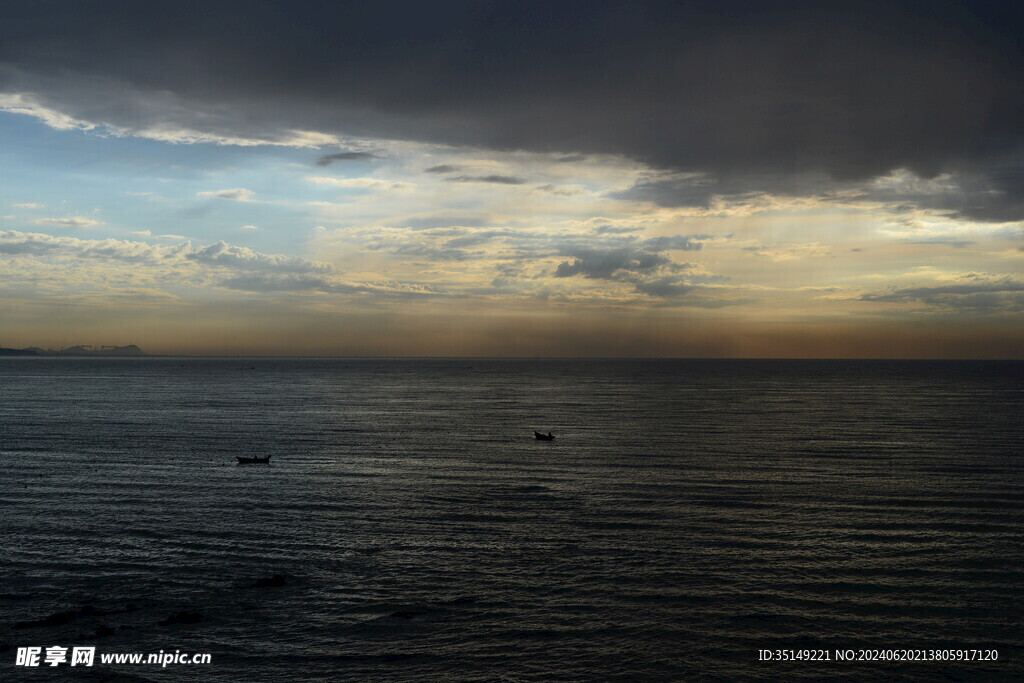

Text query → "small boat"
[534,431,555,441]
[236,455,271,464]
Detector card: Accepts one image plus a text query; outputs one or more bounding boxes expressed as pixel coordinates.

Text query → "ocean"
[0,358,1021,680]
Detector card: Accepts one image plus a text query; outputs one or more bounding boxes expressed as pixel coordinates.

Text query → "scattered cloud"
[0,230,184,261]
[34,216,100,228]
[0,93,342,148]
[306,176,409,190]
[858,274,1024,313]
[742,243,832,262]
[196,188,254,201]
[316,151,379,166]
[187,240,331,274]
[0,230,365,294]
[546,235,724,299]
[553,236,704,280]
[0,93,98,132]
[396,214,493,230]
[554,248,674,280]
[448,175,526,185]
[219,273,437,297]
[534,184,585,196]
[904,237,976,248]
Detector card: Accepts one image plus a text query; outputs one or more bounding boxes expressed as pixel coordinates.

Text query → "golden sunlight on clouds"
[2,135,1022,357]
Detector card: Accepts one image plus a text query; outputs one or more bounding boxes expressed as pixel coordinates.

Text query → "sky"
[1,0,1022,357]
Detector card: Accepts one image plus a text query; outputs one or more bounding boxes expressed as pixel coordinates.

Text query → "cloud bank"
[0,1,1022,217]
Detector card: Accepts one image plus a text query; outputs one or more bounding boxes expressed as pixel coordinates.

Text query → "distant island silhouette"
[0,344,146,357]
[0,347,37,356]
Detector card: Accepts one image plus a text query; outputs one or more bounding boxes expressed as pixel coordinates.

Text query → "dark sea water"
[0,358,1021,681]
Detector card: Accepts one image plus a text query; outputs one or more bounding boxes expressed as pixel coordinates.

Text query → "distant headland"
[0,344,146,357]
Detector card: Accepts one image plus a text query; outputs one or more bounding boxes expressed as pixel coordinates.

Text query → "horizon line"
[5,354,1023,361]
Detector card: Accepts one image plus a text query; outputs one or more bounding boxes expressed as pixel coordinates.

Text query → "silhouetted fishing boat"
[236,456,271,464]
[534,431,555,441]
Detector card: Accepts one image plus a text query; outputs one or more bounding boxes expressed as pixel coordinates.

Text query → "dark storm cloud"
[316,151,379,166]
[610,176,718,208]
[2,1,1023,217]
[850,164,1024,222]
[424,165,460,174]
[952,164,1024,222]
